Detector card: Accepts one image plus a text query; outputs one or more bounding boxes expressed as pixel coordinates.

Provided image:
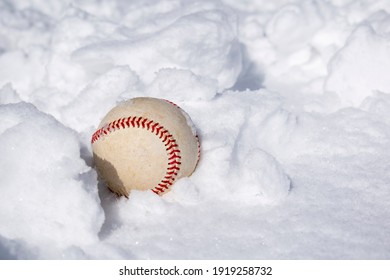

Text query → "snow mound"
[326,13,390,107]
[0,102,103,258]
[71,3,241,92]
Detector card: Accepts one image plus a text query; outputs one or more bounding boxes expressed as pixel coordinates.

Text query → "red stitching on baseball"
[91,116,181,195]
[166,143,178,150]
[162,134,172,142]
[167,165,180,171]
[158,183,169,189]
[163,99,180,108]
[155,187,165,192]
[146,120,153,130]
[141,118,147,128]
[152,123,160,133]
[163,99,201,166]
[155,126,162,135]
[168,154,181,160]
[196,134,201,164]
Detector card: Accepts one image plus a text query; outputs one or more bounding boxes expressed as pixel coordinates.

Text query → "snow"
[326,22,390,107]
[0,0,390,259]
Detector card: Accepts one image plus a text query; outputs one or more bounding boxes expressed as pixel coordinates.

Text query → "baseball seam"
[162,99,201,163]
[91,116,181,195]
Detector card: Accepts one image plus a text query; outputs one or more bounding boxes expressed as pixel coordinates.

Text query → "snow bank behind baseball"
[325,13,390,107]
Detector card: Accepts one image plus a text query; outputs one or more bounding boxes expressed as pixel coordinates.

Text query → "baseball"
[91,97,200,197]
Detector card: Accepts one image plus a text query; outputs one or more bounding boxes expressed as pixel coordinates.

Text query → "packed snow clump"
[0,102,103,258]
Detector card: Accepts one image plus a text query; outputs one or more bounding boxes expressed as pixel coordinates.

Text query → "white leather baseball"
[91,97,200,196]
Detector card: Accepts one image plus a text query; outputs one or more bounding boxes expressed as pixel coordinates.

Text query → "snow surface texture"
[1,0,390,259]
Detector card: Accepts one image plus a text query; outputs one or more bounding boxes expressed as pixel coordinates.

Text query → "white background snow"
[1,0,390,259]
